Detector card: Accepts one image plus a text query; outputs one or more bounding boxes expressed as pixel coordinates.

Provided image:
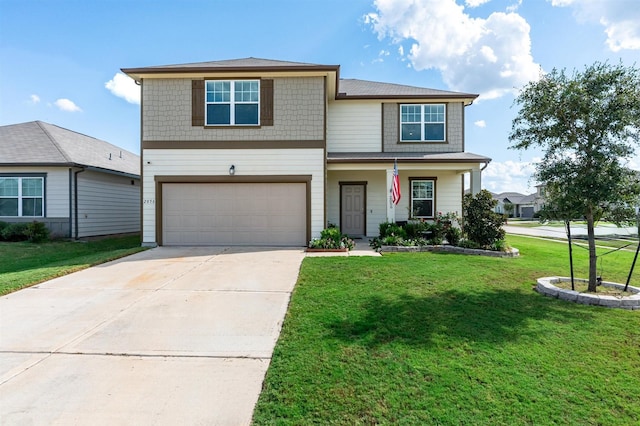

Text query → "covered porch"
[326,152,490,238]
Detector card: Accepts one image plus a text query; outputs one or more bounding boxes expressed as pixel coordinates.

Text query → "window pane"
[235,104,259,125]
[206,81,230,103]
[22,198,43,216]
[425,123,445,141]
[412,200,433,217]
[22,178,42,196]
[0,178,18,196]
[0,199,18,216]
[206,104,231,125]
[402,124,421,140]
[412,181,433,199]
[401,105,421,123]
[234,80,259,102]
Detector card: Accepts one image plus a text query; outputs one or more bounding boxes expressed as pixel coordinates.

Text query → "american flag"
[392,159,401,205]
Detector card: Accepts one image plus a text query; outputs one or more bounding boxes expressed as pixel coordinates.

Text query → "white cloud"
[105,72,140,105]
[550,0,640,51]
[29,94,40,104]
[466,0,491,7]
[54,98,82,112]
[366,0,541,99]
[474,119,487,127]
[481,159,539,194]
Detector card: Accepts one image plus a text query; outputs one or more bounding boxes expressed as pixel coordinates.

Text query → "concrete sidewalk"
[0,246,305,425]
[504,224,637,239]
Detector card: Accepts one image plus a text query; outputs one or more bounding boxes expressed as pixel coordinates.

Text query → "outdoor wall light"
[229,165,235,176]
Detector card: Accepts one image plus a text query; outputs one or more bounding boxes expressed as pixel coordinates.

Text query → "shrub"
[378,221,407,239]
[445,226,462,246]
[24,221,50,243]
[0,221,9,240]
[1,223,29,242]
[462,190,506,249]
[309,227,355,250]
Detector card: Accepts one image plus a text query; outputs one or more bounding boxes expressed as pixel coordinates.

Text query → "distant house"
[492,191,538,218]
[0,121,140,238]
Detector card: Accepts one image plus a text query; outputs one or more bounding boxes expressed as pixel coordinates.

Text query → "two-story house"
[122,58,490,247]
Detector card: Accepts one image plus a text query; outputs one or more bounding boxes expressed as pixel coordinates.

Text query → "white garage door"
[162,183,307,246]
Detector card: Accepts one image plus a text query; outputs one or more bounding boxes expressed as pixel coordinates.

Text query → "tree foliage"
[509,61,640,291]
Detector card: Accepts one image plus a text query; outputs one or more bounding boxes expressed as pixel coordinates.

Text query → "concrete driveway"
[0,246,305,425]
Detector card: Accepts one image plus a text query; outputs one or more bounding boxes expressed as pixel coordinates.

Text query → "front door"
[341,184,365,237]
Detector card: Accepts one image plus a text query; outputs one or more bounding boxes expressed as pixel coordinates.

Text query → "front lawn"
[253,235,640,424]
[0,235,146,295]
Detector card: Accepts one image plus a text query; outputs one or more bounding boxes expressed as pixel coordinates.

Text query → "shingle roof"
[122,57,340,76]
[338,79,478,99]
[0,121,139,177]
[327,152,491,163]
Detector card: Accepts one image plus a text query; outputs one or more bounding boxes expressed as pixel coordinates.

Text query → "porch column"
[470,169,482,195]
[386,168,395,223]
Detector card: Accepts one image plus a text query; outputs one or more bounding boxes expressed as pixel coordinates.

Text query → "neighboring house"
[0,121,140,238]
[122,57,491,247]
[493,191,538,218]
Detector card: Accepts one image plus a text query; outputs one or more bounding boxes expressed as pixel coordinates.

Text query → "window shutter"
[260,79,274,126]
[192,80,205,127]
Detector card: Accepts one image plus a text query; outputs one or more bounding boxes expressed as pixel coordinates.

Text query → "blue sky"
[1,0,639,194]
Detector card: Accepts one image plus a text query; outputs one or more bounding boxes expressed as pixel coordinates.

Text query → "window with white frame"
[205,80,260,126]
[400,104,446,142]
[0,177,44,217]
[410,179,435,218]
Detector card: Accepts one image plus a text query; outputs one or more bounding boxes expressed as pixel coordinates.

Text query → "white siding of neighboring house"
[327,101,382,152]
[142,149,325,245]
[327,169,462,237]
[76,170,140,237]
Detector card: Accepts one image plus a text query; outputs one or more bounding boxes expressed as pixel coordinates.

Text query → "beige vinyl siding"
[327,169,462,236]
[326,171,387,237]
[0,166,69,218]
[142,148,324,245]
[143,77,325,142]
[327,101,382,152]
[76,170,140,237]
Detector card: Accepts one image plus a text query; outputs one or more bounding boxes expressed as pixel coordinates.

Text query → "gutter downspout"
[481,160,491,172]
[74,167,85,239]
[68,168,73,239]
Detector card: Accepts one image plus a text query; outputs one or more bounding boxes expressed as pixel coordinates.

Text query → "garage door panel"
[163,183,306,246]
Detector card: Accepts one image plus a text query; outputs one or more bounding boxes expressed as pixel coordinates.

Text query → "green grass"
[253,235,640,425]
[0,235,146,295]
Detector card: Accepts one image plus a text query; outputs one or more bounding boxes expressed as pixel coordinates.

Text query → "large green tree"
[509,61,640,291]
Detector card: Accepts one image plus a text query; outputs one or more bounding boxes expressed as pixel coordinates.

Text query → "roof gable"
[0,121,139,176]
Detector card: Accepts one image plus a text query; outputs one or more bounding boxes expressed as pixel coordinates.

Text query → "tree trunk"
[586,209,598,292]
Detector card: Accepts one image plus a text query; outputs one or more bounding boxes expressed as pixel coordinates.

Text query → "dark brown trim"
[192,80,205,126]
[408,177,438,219]
[122,64,340,75]
[260,79,274,126]
[142,140,326,149]
[154,175,313,246]
[336,94,477,101]
[326,157,491,164]
[339,182,367,237]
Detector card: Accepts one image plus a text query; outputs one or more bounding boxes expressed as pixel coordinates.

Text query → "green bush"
[462,190,506,250]
[445,226,462,246]
[404,221,428,239]
[1,223,29,242]
[309,227,355,250]
[0,221,9,239]
[24,221,50,243]
[378,222,407,239]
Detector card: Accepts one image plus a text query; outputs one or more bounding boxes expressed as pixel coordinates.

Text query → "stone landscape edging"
[537,276,640,310]
[380,245,519,258]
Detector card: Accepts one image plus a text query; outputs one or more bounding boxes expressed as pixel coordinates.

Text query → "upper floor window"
[0,177,44,217]
[400,104,446,142]
[205,80,260,126]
